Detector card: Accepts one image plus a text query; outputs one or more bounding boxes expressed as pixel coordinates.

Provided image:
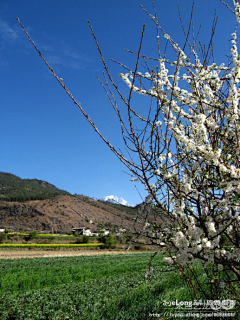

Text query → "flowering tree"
[18,0,240,302]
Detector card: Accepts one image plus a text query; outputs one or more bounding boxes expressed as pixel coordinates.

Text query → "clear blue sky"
[0,0,235,206]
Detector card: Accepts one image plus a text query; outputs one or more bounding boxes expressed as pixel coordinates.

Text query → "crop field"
[0,243,104,248]
[7,233,76,238]
[0,249,146,259]
[0,253,238,320]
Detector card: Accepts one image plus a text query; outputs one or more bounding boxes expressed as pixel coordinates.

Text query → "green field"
[0,243,104,248]
[0,253,238,319]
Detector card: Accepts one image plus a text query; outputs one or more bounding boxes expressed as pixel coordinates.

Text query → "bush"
[116,235,126,244]
[29,231,38,238]
[75,236,90,244]
[25,231,38,241]
[134,244,144,250]
[0,233,6,244]
[125,235,133,242]
[99,236,117,249]
[75,237,82,244]
[82,235,90,244]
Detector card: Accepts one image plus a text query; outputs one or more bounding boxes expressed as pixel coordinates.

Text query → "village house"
[99,228,110,236]
[71,227,92,236]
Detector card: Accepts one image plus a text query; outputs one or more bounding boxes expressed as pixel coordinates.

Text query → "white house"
[71,227,92,236]
[99,228,110,236]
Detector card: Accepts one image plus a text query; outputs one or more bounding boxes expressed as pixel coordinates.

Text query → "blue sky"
[0,0,236,206]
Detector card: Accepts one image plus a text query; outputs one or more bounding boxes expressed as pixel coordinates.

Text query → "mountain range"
[0,172,166,233]
[0,172,138,232]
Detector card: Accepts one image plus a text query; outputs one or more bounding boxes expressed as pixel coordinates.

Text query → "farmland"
[0,253,238,320]
[0,232,238,319]
[0,253,189,320]
[0,249,146,259]
[0,243,104,248]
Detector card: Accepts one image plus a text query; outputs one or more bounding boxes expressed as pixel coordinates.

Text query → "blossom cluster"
[122,0,240,276]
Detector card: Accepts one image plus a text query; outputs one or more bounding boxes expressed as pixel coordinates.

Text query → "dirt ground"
[0,249,146,259]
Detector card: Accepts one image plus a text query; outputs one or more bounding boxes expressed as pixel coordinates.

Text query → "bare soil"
[0,195,137,232]
[0,249,146,259]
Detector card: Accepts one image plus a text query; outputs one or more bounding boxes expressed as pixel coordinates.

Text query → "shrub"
[75,237,82,244]
[99,236,117,249]
[134,244,144,251]
[0,233,6,244]
[29,231,38,239]
[75,236,90,244]
[82,235,90,244]
[25,231,38,241]
[116,235,126,244]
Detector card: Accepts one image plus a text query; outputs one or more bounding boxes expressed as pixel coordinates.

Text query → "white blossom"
[162,257,174,264]
[116,0,240,296]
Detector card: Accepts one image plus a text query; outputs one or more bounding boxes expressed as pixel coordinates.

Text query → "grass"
[0,253,182,319]
[0,253,156,295]
[0,253,238,319]
[7,233,76,238]
[0,243,104,248]
[1,233,101,245]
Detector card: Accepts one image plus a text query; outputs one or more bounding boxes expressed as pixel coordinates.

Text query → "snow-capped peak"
[100,195,131,206]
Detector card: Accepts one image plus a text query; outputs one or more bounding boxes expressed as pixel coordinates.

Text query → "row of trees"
[18,0,240,305]
[3,192,66,202]
[0,172,70,202]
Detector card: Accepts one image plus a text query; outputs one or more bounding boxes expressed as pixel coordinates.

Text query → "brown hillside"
[0,195,135,233]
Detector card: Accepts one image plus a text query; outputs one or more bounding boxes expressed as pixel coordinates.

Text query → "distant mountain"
[0,173,167,232]
[100,195,132,207]
[0,172,70,202]
[0,194,137,232]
